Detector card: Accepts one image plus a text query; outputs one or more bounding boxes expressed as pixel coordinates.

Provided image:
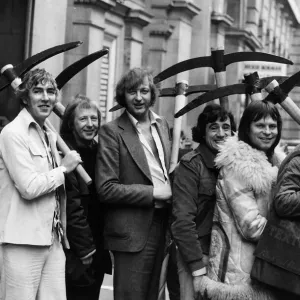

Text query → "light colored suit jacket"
[96,111,171,252]
[0,108,68,247]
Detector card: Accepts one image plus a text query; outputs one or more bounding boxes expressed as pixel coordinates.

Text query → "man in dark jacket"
[60,94,112,300]
[171,104,236,300]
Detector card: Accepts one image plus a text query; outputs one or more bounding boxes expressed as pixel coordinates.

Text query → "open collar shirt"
[126,110,170,190]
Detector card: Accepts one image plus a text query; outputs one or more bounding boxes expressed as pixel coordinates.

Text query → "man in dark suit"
[96,68,172,300]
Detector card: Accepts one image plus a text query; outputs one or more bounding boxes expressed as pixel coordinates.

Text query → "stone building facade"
[0,0,300,142]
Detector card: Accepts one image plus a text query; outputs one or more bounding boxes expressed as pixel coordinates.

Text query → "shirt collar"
[126,110,162,129]
[19,108,42,130]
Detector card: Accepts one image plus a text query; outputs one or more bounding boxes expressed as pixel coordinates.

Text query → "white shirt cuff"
[192,267,207,277]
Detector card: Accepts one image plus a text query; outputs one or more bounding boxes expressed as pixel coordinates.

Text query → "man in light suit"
[96,68,172,300]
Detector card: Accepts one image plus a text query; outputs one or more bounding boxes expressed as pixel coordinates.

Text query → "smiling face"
[25,82,57,127]
[205,117,232,152]
[72,106,99,146]
[248,115,278,153]
[124,76,152,122]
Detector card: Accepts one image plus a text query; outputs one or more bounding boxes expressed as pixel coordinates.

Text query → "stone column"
[31,0,69,129]
[245,0,261,37]
[150,0,200,127]
[266,0,276,53]
[124,9,152,72]
[63,0,115,110]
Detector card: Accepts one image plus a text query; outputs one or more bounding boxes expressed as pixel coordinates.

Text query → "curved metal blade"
[159,84,216,97]
[224,52,293,67]
[56,48,109,90]
[109,104,123,112]
[277,70,300,93]
[154,56,211,84]
[0,41,82,92]
[175,84,248,118]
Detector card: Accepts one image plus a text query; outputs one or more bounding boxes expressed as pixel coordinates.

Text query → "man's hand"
[81,256,93,265]
[61,150,82,173]
[192,255,209,295]
[193,275,205,295]
[153,184,172,201]
[80,250,96,265]
[153,184,172,208]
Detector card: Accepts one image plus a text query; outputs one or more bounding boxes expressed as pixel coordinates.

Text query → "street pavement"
[99,273,170,300]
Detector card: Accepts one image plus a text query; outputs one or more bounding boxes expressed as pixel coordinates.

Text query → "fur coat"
[198,135,284,300]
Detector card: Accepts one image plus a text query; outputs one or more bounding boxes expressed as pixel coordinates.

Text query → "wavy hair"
[16,68,59,106]
[192,103,236,143]
[115,68,157,107]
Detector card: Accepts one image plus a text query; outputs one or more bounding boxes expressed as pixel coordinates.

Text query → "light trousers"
[2,234,66,300]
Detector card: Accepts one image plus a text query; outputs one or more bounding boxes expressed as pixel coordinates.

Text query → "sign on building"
[243,61,287,77]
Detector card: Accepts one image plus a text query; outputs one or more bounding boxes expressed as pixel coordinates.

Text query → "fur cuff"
[199,276,278,300]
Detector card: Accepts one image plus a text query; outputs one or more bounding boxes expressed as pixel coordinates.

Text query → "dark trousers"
[166,242,180,300]
[66,272,104,300]
[112,209,167,300]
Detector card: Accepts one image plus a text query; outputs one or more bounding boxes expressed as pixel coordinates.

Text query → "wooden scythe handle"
[264,80,300,125]
[169,80,188,173]
[45,119,92,185]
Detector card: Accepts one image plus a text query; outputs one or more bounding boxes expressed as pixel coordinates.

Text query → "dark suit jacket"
[95,111,171,252]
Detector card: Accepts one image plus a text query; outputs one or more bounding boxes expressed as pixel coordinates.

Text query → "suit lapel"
[118,112,152,182]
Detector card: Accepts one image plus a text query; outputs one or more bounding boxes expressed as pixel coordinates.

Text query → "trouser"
[177,250,203,300]
[166,242,180,300]
[112,209,167,300]
[66,272,104,300]
[2,233,66,300]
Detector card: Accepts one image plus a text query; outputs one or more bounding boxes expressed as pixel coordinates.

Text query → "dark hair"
[238,100,282,158]
[16,68,59,106]
[192,103,236,143]
[170,128,185,140]
[60,94,101,139]
[115,68,157,107]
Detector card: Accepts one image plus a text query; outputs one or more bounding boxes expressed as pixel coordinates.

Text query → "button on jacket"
[0,108,68,247]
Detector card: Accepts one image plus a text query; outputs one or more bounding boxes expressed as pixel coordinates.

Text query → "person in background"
[0,68,81,300]
[198,100,284,300]
[172,103,236,300]
[96,68,172,300]
[60,94,112,300]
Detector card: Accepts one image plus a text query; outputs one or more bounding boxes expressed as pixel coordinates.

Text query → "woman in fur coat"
[198,100,285,300]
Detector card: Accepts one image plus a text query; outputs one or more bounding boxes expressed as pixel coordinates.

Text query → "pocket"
[198,177,216,197]
[29,142,47,157]
[29,142,47,171]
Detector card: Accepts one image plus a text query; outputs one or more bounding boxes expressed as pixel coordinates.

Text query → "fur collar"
[215,135,278,195]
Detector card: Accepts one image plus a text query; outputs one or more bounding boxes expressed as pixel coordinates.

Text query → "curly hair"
[192,103,236,143]
[115,68,157,107]
[238,100,282,159]
[60,94,101,139]
[16,68,59,106]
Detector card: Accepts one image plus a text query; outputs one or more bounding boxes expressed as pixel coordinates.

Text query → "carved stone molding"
[149,23,174,39]
[226,28,263,50]
[74,0,115,10]
[211,12,234,27]
[168,0,201,20]
[125,9,153,27]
